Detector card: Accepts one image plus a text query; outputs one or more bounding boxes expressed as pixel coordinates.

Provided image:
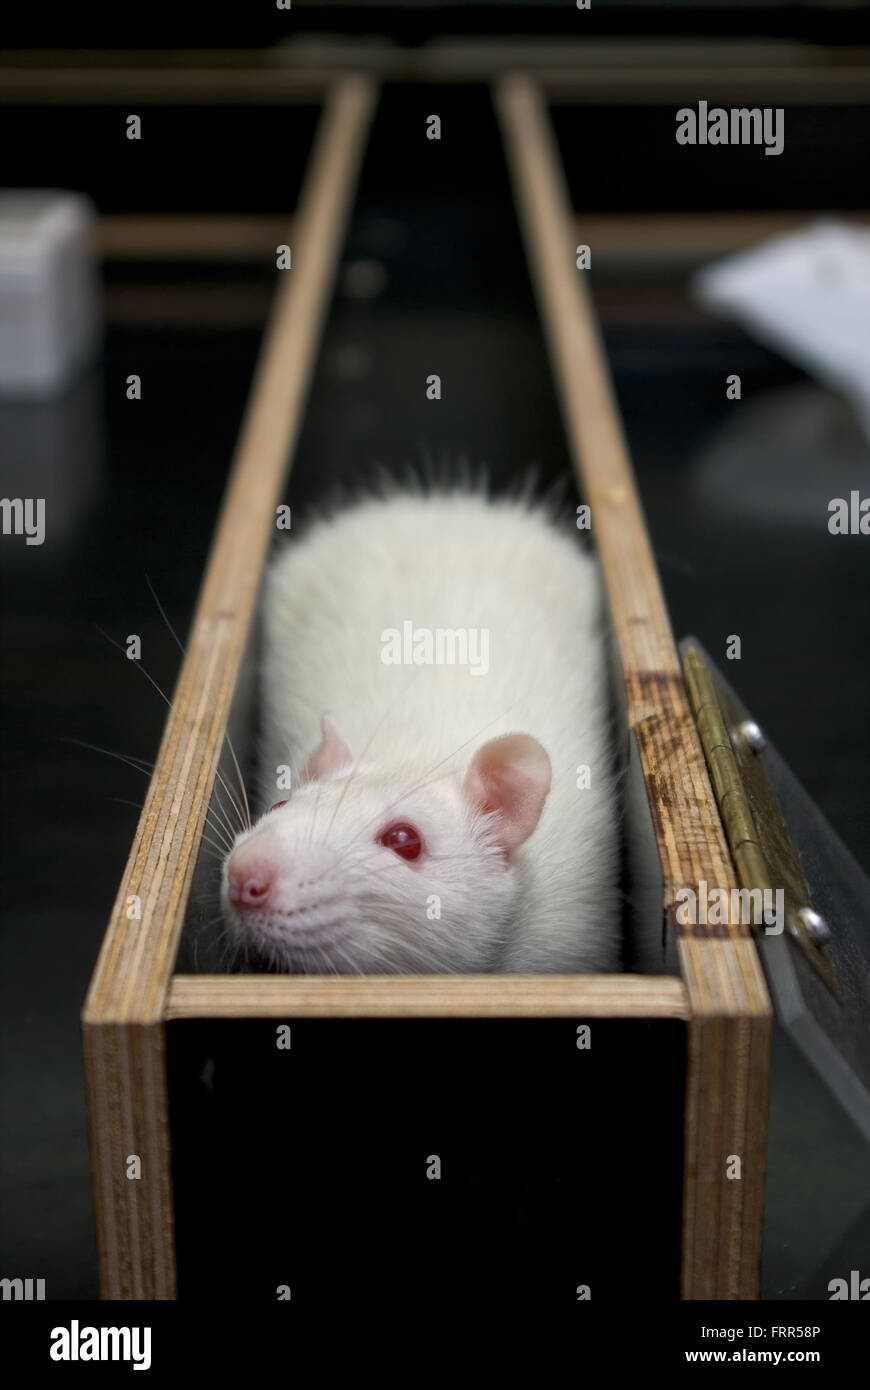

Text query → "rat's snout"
[226,844,275,909]
[228,872,272,908]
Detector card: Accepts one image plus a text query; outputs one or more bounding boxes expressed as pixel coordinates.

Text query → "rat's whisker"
[209,777,246,842]
[145,573,253,831]
[95,620,250,839]
[62,737,154,779]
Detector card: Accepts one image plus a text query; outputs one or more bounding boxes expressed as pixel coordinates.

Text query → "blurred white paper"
[0,190,100,396]
[693,219,870,445]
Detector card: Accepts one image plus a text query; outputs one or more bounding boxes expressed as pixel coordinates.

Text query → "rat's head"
[221,713,551,973]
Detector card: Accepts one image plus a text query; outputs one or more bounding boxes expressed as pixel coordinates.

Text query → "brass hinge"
[683,644,840,1000]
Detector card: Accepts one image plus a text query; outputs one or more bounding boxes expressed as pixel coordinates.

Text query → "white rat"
[220,488,620,973]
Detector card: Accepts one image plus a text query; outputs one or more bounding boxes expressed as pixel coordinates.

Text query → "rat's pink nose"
[227,864,273,908]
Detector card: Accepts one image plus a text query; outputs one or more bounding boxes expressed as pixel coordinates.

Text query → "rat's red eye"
[270,800,288,813]
[377,821,423,861]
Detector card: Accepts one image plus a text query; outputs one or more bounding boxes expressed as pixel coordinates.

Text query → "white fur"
[221,490,620,973]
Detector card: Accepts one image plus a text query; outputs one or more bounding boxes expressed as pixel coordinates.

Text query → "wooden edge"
[494,74,771,1300]
[94,209,870,269]
[82,1022,176,1298]
[83,73,377,1031]
[97,215,293,262]
[0,66,348,103]
[539,65,870,104]
[494,72,770,987]
[573,211,870,263]
[10,43,870,90]
[2,49,285,66]
[102,283,275,330]
[165,973,690,1020]
[81,74,377,1301]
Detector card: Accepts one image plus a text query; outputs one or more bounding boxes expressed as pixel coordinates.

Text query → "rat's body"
[221,489,620,973]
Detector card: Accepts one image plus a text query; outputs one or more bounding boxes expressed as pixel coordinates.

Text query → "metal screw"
[794,907,832,946]
[737,719,766,753]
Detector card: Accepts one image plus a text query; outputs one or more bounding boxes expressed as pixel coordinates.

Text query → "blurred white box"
[0,190,100,396]
[693,218,870,445]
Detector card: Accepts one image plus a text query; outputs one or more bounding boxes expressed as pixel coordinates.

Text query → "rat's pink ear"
[463,734,551,852]
[299,714,353,783]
